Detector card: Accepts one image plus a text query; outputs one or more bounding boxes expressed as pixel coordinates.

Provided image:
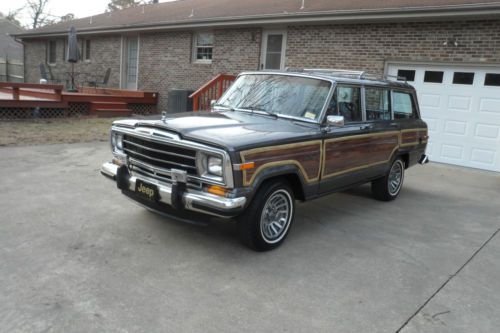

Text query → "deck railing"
[0,82,63,101]
[189,74,236,111]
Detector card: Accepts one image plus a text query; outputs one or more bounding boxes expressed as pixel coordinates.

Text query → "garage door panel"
[388,63,500,172]
[441,144,464,160]
[475,123,500,140]
[448,95,472,112]
[420,93,441,108]
[470,147,496,166]
[479,98,500,114]
[444,120,468,136]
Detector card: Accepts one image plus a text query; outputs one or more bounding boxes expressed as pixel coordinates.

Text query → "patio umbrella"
[67,26,80,91]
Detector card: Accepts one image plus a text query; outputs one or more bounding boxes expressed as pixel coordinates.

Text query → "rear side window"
[393,91,417,119]
[365,87,390,121]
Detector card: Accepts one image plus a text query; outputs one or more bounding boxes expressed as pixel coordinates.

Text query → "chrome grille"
[123,134,197,175]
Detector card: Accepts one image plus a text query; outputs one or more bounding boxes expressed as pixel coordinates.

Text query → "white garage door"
[387,63,500,172]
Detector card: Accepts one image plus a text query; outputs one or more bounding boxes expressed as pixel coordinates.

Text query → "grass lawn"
[0,117,122,147]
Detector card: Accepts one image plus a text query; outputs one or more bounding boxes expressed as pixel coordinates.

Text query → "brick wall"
[24,35,121,87]
[286,20,500,76]
[138,28,261,111]
[22,19,500,112]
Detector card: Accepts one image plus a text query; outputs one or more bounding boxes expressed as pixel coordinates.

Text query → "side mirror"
[326,115,344,127]
[210,100,217,108]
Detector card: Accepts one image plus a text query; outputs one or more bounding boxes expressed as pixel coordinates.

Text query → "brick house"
[15,0,500,171]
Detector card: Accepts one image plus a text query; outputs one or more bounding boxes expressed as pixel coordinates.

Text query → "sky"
[0,0,172,28]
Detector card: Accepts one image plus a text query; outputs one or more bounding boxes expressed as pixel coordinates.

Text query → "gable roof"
[0,18,24,59]
[16,0,500,38]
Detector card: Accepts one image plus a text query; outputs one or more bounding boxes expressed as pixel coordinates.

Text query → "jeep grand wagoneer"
[101,70,428,251]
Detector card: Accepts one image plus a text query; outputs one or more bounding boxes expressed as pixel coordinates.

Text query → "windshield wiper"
[238,106,278,118]
[212,103,235,111]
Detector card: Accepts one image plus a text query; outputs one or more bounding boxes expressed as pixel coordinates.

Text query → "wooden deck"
[0,82,158,118]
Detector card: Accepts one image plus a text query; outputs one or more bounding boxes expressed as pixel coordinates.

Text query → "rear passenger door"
[363,86,401,177]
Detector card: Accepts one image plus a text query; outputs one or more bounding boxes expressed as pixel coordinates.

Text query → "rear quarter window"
[393,91,418,119]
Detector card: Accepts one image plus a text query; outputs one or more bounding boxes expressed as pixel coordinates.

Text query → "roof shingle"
[17,0,500,37]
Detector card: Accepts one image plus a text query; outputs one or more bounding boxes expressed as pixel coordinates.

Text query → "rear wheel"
[372,157,405,201]
[237,180,295,251]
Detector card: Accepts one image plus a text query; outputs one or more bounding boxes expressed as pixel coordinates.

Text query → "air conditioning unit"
[167,89,194,113]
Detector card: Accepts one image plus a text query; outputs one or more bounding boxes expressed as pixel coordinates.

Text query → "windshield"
[217,74,332,121]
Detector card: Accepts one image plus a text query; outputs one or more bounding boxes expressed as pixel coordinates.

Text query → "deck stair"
[90,101,133,117]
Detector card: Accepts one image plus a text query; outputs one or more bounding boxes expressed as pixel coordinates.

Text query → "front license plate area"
[135,179,159,201]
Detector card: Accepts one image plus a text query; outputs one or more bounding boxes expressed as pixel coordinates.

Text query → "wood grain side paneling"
[401,128,428,147]
[240,141,322,186]
[322,132,400,179]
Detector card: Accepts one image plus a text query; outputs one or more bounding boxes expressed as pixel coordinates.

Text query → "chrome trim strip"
[101,162,245,218]
[128,157,224,187]
[122,138,197,160]
[123,147,197,170]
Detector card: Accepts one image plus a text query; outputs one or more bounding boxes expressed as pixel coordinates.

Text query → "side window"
[330,86,362,122]
[393,91,417,119]
[365,87,390,121]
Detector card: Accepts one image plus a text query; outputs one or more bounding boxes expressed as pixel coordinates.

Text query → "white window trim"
[192,32,214,64]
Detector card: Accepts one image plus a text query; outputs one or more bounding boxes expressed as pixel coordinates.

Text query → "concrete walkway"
[1,142,499,332]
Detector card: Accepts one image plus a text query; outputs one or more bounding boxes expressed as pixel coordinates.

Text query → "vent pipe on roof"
[189,8,194,18]
[300,0,305,10]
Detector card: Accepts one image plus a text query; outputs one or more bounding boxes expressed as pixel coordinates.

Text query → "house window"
[193,32,213,63]
[82,39,91,61]
[47,40,57,64]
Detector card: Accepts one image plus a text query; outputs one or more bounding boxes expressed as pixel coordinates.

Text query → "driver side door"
[319,84,374,193]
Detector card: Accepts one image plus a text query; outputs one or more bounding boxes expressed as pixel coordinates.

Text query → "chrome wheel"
[388,160,404,195]
[260,189,293,244]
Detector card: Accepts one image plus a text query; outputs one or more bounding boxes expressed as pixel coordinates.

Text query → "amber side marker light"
[207,185,229,196]
[239,162,255,170]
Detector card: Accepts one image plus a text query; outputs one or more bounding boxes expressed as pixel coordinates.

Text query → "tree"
[106,0,156,12]
[4,8,24,27]
[26,0,61,29]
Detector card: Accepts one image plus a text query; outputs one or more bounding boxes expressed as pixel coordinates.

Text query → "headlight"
[111,132,123,151]
[208,156,223,176]
[116,134,123,150]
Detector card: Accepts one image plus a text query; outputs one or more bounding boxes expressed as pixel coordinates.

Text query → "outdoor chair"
[39,63,61,84]
[87,68,111,88]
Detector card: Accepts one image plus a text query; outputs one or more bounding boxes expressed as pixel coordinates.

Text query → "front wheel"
[371,157,405,201]
[237,180,295,251]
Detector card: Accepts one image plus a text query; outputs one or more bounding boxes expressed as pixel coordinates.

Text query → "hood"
[113,111,321,151]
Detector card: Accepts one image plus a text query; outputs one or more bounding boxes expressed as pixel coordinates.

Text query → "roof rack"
[384,74,408,83]
[287,68,373,80]
[285,68,409,83]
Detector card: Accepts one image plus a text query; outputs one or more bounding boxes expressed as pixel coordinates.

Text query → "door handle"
[389,123,398,128]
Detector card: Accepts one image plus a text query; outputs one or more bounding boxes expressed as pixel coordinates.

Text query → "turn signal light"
[207,185,228,196]
[239,162,255,170]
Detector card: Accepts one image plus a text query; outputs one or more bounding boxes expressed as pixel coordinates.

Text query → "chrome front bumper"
[101,162,246,218]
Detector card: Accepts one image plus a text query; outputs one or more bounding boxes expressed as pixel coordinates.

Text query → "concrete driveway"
[1,142,499,333]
